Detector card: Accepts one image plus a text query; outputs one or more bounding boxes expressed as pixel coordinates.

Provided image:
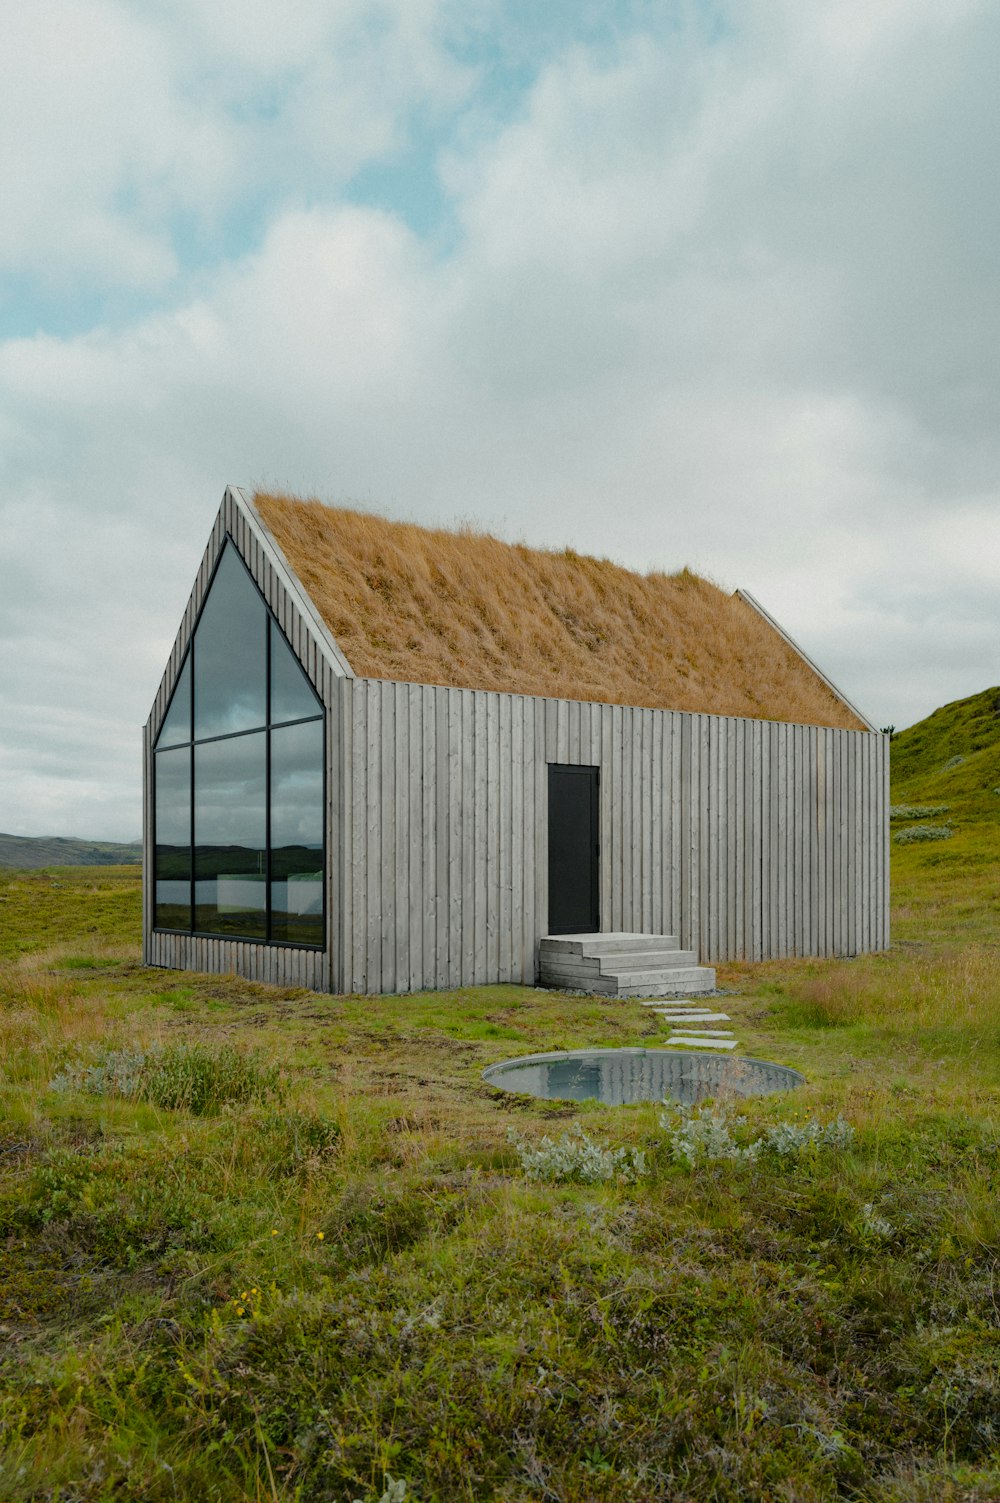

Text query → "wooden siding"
[143,486,349,990]
[147,931,329,991]
[335,679,889,994]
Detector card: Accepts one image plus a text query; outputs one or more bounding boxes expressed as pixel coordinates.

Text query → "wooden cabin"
[143,486,888,996]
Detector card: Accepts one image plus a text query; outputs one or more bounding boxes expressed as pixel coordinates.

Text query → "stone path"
[640,996,740,1051]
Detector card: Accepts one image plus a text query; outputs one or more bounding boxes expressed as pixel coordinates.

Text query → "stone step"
[541,932,679,955]
[541,948,697,975]
[599,950,700,972]
[538,932,715,1000]
[650,1009,732,1022]
[639,998,724,1009]
[667,1036,738,1050]
[603,965,714,990]
[664,1027,734,1037]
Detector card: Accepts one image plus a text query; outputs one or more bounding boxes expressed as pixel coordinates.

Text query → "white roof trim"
[736,588,878,734]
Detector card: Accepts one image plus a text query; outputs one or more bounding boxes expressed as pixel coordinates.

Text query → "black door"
[547,764,600,934]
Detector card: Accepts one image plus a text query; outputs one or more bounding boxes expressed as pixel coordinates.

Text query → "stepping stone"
[667,1036,738,1050]
[652,1010,731,1023]
[667,1028,734,1036]
[643,1004,730,1016]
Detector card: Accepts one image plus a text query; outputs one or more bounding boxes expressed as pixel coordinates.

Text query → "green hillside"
[888,686,1000,947]
[0,833,142,869]
[892,685,1000,813]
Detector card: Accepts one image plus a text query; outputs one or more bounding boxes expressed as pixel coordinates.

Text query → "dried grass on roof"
[255,492,866,730]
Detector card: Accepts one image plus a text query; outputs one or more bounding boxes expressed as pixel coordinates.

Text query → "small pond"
[483,1048,804,1107]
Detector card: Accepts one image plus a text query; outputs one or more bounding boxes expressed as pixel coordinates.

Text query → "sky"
[2,0,998,842]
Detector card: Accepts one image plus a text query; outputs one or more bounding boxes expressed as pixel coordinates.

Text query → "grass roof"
[255,492,867,731]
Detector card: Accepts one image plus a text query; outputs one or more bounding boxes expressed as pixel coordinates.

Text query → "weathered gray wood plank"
[511,695,525,981]
[463,691,477,986]
[365,681,382,993]
[486,692,500,983]
[498,694,512,984]
[447,690,463,989]
[534,696,547,952]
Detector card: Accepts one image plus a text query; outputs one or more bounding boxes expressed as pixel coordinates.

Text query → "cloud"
[1,0,998,837]
[0,0,472,299]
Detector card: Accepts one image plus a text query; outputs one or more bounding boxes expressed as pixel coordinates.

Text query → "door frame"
[546,762,600,935]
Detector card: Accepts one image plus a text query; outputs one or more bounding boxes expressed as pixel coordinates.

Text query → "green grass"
[2,692,999,1500]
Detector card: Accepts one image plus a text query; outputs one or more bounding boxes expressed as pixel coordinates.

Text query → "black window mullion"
[152,538,326,950]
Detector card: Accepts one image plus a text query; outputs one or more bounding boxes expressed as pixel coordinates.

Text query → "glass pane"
[154,747,191,929]
[194,733,266,937]
[155,654,191,748]
[269,720,324,945]
[194,544,266,740]
[270,619,322,725]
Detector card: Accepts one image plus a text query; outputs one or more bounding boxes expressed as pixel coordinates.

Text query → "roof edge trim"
[231,486,355,678]
[736,588,877,734]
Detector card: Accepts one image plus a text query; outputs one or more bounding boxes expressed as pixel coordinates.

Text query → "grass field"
[1,692,998,1501]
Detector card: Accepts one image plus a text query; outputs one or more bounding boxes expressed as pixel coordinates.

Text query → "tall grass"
[781,946,1000,1040]
[255,491,866,729]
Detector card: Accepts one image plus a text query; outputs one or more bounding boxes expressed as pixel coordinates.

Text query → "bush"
[509,1124,646,1184]
[893,824,953,845]
[660,1103,855,1169]
[50,1042,284,1115]
[889,804,949,820]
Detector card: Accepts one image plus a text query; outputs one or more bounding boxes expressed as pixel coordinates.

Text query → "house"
[143,487,888,996]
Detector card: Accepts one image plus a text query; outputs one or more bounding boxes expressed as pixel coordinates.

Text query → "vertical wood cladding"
[336,680,889,993]
[145,491,888,995]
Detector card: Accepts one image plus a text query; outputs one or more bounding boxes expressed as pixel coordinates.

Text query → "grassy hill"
[0,698,998,1502]
[892,684,1000,811]
[887,686,1000,948]
[0,833,141,869]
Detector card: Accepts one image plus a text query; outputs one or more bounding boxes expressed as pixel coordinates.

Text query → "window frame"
[152,537,326,951]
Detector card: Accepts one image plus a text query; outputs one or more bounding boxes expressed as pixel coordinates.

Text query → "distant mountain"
[0,834,142,869]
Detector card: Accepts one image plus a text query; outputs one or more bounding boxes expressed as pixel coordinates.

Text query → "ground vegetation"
[1,691,998,1500]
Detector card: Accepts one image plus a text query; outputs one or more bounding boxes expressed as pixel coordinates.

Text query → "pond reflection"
[483,1049,803,1106]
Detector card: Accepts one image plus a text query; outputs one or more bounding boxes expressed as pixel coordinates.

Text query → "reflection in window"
[152,537,324,945]
[270,620,322,725]
[270,720,323,944]
[156,656,191,748]
[194,546,267,740]
[194,734,267,937]
[154,746,191,930]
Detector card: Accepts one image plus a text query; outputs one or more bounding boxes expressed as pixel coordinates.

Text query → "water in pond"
[483,1048,804,1107]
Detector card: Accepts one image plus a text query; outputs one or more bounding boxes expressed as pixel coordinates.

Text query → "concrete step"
[538,969,618,997]
[541,932,679,956]
[538,932,715,1000]
[603,964,709,987]
[598,949,699,972]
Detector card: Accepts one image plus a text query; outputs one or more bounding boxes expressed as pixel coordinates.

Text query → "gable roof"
[254,491,870,731]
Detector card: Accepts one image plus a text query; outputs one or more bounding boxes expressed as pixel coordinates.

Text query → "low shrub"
[50,1041,284,1115]
[509,1124,646,1184]
[893,823,953,845]
[354,1478,408,1503]
[660,1102,855,1169]
[890,804,949,820]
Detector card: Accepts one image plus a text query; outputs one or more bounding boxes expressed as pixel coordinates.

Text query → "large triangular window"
[153,541,324,946]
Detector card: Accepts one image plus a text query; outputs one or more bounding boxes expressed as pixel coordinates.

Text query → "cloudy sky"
[2,0,997,841]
